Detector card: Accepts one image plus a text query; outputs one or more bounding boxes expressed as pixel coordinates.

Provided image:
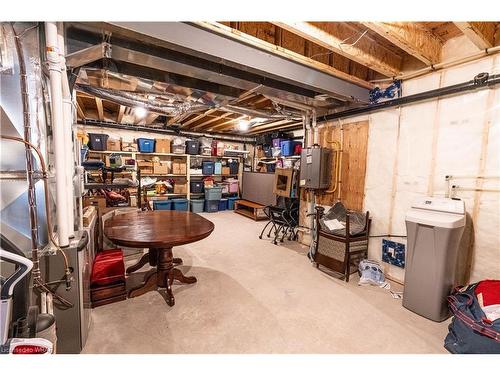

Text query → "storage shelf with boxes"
[81,132,246,214]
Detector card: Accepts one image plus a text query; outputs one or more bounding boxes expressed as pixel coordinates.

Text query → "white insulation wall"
[348,54,500,283]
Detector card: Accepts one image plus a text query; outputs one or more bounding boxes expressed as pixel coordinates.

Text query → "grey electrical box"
[299,147,332,189]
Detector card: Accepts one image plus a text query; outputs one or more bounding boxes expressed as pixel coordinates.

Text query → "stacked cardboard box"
[137,160,153,175]
[155,138,171,153]
[153,161,170,174]
[172,158,187,175]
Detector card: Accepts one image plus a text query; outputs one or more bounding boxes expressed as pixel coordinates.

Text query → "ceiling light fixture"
[135,107,147,118]
[238,120,250,131]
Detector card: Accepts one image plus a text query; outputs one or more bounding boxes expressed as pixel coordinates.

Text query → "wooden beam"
[361,22,442,65]
[116,105,125,124]
[76,96,86,119]
[190,112,234,130]
[208,115,246,131]
[95,97,104,121]
[454,22,496,50]
[249,121,302,134]
[145,113,159,125]
[272,22,402,77]
[181,109,217,127]
[247,119,294,134]
[195,22,373,89]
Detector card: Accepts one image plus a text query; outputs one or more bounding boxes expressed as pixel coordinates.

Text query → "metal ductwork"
[64,22,370,108]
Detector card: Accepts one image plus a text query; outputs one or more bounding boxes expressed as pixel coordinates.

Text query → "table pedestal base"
[127,247,196,306]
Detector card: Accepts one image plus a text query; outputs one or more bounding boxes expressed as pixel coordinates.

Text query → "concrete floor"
[82,211,450,354]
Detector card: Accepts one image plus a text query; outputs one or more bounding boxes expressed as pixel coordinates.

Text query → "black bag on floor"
[444,283,500,354]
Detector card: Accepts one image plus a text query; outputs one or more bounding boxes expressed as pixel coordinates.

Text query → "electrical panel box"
[299,147,332,189]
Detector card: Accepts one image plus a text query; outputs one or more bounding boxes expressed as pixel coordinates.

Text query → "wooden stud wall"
[314,121,369,211]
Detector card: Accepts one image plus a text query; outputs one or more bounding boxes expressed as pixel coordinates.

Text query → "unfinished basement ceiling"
[68,21,500,135]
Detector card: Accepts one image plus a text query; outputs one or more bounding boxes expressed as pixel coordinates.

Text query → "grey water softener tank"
[404,197,466,322]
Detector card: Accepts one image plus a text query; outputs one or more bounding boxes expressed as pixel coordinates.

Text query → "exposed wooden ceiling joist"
[190,112,234,130]
[116,105,125,123]
[272,22,402,77]
[454,22,497,50]
[196,22,373,89]
[360,22,442,65]
[181,109,218,127]
[95,97,104,121]
[75,99,86,119]
[207,115,246,132]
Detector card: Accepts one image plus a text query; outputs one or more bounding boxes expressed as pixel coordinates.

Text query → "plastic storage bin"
[88,133,109,151]
[214,162,222,175]
[172,198,189,211]
[263,145,272,157]
[272,138,287,148]
[190,199,205,213]
[205,187,222,200]
[185,140,200,155]
[227,197,238,210]
[137,138,155,153]
[205,200,219,213]
[190,181,204,193]
[218,199,228,211]
[228,161,239,175]
[227,179,239,193]
[281,140,297,156]
[202,161,215,175]
[153,200,172,210]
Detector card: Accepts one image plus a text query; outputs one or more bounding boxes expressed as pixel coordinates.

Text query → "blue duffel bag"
[444,283,500,354]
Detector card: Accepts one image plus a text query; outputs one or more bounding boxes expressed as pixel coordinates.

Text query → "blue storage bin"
[205,200,219,213]
[172,198,189,211]
[153,200,172,210]
[218,198,228,211]
[137,138,155,153]
[202,161,215,175]
[205,187,222,200]
[227,197,238,210]
[281,140,297,156]
[190,199,205,213]
[214,162,222,175]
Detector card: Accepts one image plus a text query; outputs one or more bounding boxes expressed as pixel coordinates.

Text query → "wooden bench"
[233,199,267,221]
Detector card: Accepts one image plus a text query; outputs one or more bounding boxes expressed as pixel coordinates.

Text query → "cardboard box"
[140,167,154,175]
[153,162,169,174]
[122,141,138,152]
[83,196,107,210]
[222,167,230,175]
[137,160,153,168]
[172,158,186,175]
[107,138,121,151]
[155,138,171,153]
[174,181,187,194]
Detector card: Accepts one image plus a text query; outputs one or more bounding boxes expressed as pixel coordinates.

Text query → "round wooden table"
[104,210,214,306]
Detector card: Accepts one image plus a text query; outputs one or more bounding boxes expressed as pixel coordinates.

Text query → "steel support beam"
[82,22,370,103]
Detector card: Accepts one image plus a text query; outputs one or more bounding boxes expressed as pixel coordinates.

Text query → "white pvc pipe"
[45,22,69,247]
[57,24,75,237]
[312,110,318,145]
